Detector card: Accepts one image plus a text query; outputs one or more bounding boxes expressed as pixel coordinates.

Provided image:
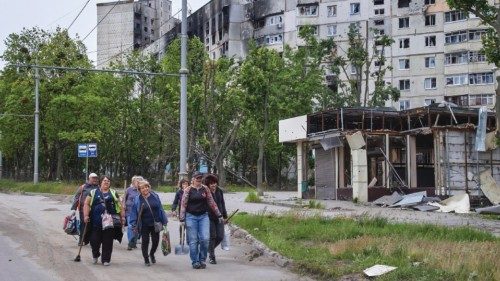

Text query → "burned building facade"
[279,105,499,202]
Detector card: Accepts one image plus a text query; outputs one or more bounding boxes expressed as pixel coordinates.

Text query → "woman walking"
[179,171,223,269]
[129,180,168,266]
[83,175,124,266]
[204,174,228,265]
[171,178,189,216]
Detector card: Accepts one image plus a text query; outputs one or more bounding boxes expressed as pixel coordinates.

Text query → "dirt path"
[0,193,311,281]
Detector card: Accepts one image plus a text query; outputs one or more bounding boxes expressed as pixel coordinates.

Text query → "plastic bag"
[221,226,230,251]
[63,214,79,235]
[161,228,171,256]
[101,212,114,230]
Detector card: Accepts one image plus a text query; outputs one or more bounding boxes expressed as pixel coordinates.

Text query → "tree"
[446,0,500,134]
[329,24,399,107]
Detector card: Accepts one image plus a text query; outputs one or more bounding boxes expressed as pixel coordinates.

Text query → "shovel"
[175,225,189,255]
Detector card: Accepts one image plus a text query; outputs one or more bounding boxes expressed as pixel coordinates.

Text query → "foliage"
[307,200,325,209]
[244,191,262,203]
[232,213,499,280]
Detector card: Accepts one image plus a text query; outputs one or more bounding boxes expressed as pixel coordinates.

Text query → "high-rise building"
[158,0,497,110]
[96,0,173,68]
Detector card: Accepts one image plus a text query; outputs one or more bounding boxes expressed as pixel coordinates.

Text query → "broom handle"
[225,209,239,222]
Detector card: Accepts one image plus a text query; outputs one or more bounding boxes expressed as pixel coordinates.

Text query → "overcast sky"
[0,0,210,69]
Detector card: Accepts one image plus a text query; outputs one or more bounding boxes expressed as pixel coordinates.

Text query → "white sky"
[0,0,210,69]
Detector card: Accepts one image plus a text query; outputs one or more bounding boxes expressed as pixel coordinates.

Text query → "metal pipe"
[179,0,188,180]
[34,66,40,184]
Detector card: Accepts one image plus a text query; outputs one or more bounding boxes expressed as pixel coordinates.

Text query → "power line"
[82,0,120,42]
[68,0,91,31]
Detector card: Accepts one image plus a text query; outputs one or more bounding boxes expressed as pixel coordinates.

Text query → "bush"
[245,192,262,203]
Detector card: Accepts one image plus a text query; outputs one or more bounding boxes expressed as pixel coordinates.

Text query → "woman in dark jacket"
[129,180,168,266]
[204,174,228,265]
[171,178,189,215]
[83,175,124,266]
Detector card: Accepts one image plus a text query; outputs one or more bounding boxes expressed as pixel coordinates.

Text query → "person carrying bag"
[129,180,168,266]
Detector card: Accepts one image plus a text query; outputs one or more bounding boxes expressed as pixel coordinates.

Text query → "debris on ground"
[363,264,397,277]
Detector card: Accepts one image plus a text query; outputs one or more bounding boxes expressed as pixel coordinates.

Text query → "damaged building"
[279,104,499,203]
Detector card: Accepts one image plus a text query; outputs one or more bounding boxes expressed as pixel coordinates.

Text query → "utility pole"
[179,0,188,180]
[34,65,40,184]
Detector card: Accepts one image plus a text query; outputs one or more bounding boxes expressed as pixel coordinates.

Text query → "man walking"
[70,173,99,245]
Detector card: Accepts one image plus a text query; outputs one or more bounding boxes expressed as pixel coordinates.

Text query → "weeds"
[307,200,325,209]
[245,192,262,203]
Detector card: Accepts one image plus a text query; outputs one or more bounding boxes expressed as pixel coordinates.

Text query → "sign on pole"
[77,143,98,158]
[78,144,88,157]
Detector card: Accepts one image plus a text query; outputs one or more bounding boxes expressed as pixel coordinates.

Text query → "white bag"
[221,227,230,251]
[101,211,114,230]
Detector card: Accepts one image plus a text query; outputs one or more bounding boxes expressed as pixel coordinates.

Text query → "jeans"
[186,212,210,265]
[141,226,160,259]
[127,214,137,247]
[208,219,225,258]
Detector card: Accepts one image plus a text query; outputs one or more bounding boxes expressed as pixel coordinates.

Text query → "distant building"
[159,0,497,110]
[96,0,174,68]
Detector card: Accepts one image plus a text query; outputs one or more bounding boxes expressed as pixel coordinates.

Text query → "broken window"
[398,0,411,8]
[425,35,436,46]
[445,30,467,44]
[425,15,436,26]
[469,51,486,62]
[469,94,494,106]
[424,98,436,105]
[298,5,318,16]
[327,25,337,36]
[469,29,487,41]
[399,38,410,48]
[399,79,410,90]
[374,19,384,26]
[424,77,437,89]
[399,100,410,110]
[445,11,467,22]
[374,8,384,15]
[374,0,384,5]
[469,72,494,85]
[446,74,468,86]
[399,59,410,70]
[445,52,468,65]
[350,3,360,15]
[399,17,409,28]
[425,57,436,68]
[327,5,337,17]
[445,95,468,106]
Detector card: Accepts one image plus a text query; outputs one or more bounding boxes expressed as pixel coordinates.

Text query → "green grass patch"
[307,200,325,209]
[162,204,172,210]
[245,192,262,203]
[480,213,500,221]
[0,179,78,195]
[232,212,500,281]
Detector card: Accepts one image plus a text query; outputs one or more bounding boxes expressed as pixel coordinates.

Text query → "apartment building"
[96,0,173,68]
[159,0,498,109]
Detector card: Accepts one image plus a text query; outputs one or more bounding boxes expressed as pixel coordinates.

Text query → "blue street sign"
[78,144,88,158]
[77,143,98,158]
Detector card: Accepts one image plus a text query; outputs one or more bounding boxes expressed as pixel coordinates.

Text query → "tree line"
[0,25,399,192]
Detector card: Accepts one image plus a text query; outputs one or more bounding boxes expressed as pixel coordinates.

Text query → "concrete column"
[352,149,368,202]
[296,141,304,199]
[408,135,417,188]
[384,134,390,188]
[338,146,344,188]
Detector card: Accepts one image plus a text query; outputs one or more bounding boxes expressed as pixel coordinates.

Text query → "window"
[469,94,494,106]
[469,29,487,41]
[350,65,357,74]
[425,0,435,4]
[424,78,437,89]
[445,30,467,44]
[399,59,410,70]
[267,15,283,26]
[374,60,385,67]
[445,95,468,106]
[374,0,384,4]
[399,38,410,49]
[425,15,436,26]
[399,79,410,90]
[374,19,384,26]
[424,99,436,105]
[399,100,410,110]
[327,25,337,36]
[399,17,409,28]
[327,5,337,17]
[446,74,468,86]
[299,25,318,35]
[350,3,360,15]
[445,11,467,22]
[425,36,436,47]
[398,0,410,8]
[373,29,385,35]
[469,51,486,62]
[425,57,436,68]
[374,8,385,15]
[265,34,283,45]
[298,5,318,16]
[469,72,494,85]
[144,16,148,23]
[445,52,468,65]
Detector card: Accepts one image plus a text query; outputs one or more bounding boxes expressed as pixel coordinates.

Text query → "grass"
[154,184,255,193]
[479,213,500,221]
[0,179,78,194]
[307,200,325,209]
[245,192,262,203]
[162,204,172,211]
[232,212,500,281]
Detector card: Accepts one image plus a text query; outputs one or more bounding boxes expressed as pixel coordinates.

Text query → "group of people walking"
[70,171,227,269]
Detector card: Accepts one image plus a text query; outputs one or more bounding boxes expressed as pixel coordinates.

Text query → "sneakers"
[92,258,98,264]
[209,257,217,264]
[150,254,156,264]
[200,262,207,269]
[127,246,133,251]
[103,262,110,266]
[192,262,201,269]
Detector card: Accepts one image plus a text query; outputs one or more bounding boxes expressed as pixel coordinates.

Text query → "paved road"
[0,193,311,281]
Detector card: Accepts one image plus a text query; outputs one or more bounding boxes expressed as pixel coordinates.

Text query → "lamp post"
[34,65,40,184]
[179,0,188,180]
